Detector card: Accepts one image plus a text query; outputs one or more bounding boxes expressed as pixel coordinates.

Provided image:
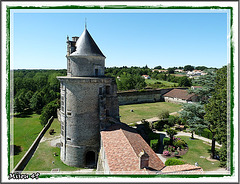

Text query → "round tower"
[58,28,119,168]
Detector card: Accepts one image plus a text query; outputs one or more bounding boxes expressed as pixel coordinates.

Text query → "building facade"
[57,28,119,168]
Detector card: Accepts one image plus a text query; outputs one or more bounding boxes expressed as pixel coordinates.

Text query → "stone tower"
[57,27,119,168]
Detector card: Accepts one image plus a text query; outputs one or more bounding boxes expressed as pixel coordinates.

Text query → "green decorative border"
[6,5,234,179]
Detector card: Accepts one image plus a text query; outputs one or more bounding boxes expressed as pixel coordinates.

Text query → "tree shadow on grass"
[14,109,33,118]
[10,145,22,155]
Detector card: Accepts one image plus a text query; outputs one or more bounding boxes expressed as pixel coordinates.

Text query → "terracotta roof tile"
[161,164,203,174]
[163,89,196,100]
[101,124,165,173]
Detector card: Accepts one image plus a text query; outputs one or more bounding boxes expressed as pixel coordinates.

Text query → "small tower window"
[106,86,110,95]
[95,69,99,76]
[99,87,103,95]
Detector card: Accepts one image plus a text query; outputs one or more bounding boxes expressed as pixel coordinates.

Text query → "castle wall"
[117,88,188,105]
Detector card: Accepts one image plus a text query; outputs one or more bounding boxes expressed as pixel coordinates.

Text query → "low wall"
[12,116,54,173]
[117,88,187,105]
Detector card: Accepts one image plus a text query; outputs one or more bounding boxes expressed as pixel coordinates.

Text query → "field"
[24,119,82,171]
[11,112,43,168]
[171,136,221,171]
[145,79,178,87]
[119,102,182,124]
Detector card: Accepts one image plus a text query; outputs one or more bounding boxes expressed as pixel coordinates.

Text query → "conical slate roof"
[70,28,105,58]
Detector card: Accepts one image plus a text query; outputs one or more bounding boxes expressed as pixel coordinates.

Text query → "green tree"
[180,103,207,139]
[39,99,60,126]
[183,65,194,71]
[30,91,45,113]
[166,128,177,145]
[204,66,227,161]
[179,76,192,87]
[167,68,175,74]
[195,66,208,71]
[116,73,146,91]
[189,69,216,104]
[154,65,162,69]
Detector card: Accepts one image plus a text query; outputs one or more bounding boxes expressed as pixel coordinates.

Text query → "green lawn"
[145,79,178,87]
[168,136,221,171]
[24,119,82,172]
[11,113,43,168]
[119,102,181,124]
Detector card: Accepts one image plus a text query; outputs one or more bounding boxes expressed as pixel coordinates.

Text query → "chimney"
[72,36,79,42]
[138,149,149,169]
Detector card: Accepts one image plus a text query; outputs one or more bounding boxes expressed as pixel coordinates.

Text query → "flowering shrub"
[163,151,170,156]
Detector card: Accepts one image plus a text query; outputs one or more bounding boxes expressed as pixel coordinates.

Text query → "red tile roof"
[163,89,196,101]
[100,124,165,173]
[161,164,203,174]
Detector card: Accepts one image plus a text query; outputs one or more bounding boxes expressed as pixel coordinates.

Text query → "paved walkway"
[155,131,222,147]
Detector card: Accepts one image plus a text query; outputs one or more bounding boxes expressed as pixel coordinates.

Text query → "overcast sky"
[11,9,230,69]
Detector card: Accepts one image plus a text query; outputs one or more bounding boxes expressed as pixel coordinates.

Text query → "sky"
[12,9,230,69]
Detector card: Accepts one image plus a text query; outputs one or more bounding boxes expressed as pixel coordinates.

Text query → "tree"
[204,66,227,161]
[30,91,45,113]
[39,99,60,126]
[154,65,162,69]
[178,76,192,87]
[116,73,146,91]
[183,65,194,71]
[180,103,207,139]
[195,66,207,71]
[13,89,29,113]
[188,69,216,104]
[167,68,175,74]
[166,128,177,145]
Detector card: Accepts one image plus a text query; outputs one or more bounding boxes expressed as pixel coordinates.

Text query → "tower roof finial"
[85,18,87,29]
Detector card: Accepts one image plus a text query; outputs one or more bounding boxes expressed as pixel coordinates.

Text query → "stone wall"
[117,88,188,105]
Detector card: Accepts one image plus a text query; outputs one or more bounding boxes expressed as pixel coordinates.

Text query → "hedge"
[165,158,185,166]
[195,128,213,139]
[163,137,170,145]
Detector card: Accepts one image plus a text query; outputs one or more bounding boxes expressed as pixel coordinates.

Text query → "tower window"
[106,86,110,95]
[99,87,103,95]
[95,69,99,76]
[106,109,110,116]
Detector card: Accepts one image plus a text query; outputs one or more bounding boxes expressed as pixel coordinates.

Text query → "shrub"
[150,140,159,152]
[153,120,168,131]
[173,139,187,150]
[165,158,184,166]
[163,137,170,145]
[163,151,170,156]
[168,115,177,127]
[158,110,170,120]
[195,128,212,139]
[174,151,179,156]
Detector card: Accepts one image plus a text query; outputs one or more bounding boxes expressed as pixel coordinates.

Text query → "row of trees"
[13,69,66,125]
[154,65,212,72]
[106,66,193,90]
[179,66,228,166]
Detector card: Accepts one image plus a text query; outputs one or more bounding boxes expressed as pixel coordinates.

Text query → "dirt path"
[135,110,182,125]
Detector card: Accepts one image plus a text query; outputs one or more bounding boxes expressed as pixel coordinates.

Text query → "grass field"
[11,113,43,168]
[170,136,221,171]
[24,119,82,171]
[145,79,178,87]
[119,102,182,124]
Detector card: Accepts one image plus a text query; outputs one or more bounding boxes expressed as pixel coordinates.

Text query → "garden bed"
[161,147,188,158]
